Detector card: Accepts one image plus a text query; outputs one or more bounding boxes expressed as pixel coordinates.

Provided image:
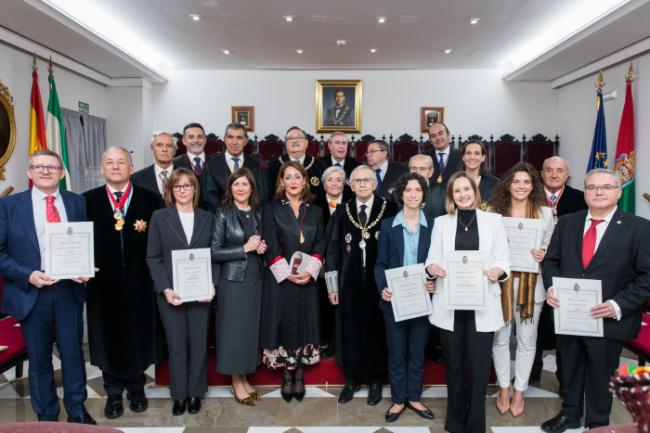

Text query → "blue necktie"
[232,157,240,170]
[550,194,557,204]
[375,169,383,192]
[193,157,202,176]
[335,162,342,168]
[438,152,446,173]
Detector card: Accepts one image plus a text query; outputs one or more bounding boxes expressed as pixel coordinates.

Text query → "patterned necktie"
[359,204,368,226]
[582,218,604,268]
[375,169,382,192]
[160,170,169,194]
[193,157,202,176]
[438,152,446,173]
[550,194,557,204]
[232,157,240,170]
[45,195,61,223]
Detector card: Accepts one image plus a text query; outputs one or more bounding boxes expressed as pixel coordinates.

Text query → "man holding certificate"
[541,168,650,433]
[0,150,95,424]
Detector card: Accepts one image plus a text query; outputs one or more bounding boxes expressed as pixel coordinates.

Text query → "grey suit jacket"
[146,207,217,294]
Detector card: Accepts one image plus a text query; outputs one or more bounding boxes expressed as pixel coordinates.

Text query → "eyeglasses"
[30,164,62,173]
[286,136,306,142]
[173,183,194,191]
[350,178,374,185]
[366,149,386,155]
[585,184,619,192]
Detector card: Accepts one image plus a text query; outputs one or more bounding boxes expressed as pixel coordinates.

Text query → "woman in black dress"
[457,139,499,210]
[261,161,325,402]
[211,168,266,406]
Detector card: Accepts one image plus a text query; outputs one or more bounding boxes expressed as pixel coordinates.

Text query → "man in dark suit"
[541,168,650,432]
[0,149,95,424]
[268,126,324,202]
[428,122,460,186]
[318,131,359,178]
[173,122,209,179]
[84,147,164,419]
[531,155,589,383]
[131,131,176,197]
[324,89,354,127]
[365,139,407,203]
[203,122,268,212]
[408,154,446,219]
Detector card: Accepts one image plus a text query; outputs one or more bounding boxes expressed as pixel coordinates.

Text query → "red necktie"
[582,218,604,268]
[46,195,61,223]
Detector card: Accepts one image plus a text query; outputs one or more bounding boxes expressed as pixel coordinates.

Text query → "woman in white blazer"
[425,171,511,433]
[488,163,554,417]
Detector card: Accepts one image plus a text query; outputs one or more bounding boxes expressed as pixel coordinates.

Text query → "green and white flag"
[46,70,71,190]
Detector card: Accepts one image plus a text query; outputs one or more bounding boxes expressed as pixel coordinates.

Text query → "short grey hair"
[584,168,621,187]
[350,164,375,180]
[328,131,348,144]
[224,122,248,139]
[149,131,177,151]
[321,165,346,184]
[409,154,433,169]
[102,146,133,164]
[367,139,389,152]
[542,156,570,171]
[28,149,63,168]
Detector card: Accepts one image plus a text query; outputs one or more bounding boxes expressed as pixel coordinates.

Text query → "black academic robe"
[554,184,588,217]
[478,174,499,210]
[325,195,398,377]
[268,155,325,204]
[83,185,165,378]
[317,155,360,179]
[429,147,461,185]
[423,179,447,219]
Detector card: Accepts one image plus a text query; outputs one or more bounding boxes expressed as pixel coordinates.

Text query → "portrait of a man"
[324,88,354,127]
[316,80,362,133]
[420,106,445,132]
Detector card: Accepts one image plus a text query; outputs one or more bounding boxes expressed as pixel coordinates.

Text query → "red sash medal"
[106,182,132,231]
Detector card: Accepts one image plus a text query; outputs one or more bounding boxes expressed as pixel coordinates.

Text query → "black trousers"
[102,371,147,397]
[439,311,493,433]
[557,334,623,427]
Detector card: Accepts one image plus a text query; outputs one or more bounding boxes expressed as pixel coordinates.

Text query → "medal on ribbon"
[106,183,131,232]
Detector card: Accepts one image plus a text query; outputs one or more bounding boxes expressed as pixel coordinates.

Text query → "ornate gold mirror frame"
[0,79,16,184]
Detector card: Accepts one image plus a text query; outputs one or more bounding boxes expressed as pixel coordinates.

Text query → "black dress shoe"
[127,391,148,413]
[67,409,97,425]
[385,404,406,423]
[172,399,186,416]
[104,394,124,419]
[187,396,201,414]
[541,414,581,433]
[367,383,383,406]
[338,383,360,404]
[406,400,434,420]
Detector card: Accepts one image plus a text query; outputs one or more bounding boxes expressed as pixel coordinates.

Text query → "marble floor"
[0,350,636,433]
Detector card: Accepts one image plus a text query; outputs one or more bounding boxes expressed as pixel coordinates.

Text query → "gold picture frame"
[0,80,16,181]
[316,79,362,133]
[420,107,445,132]
[231,106,255,132]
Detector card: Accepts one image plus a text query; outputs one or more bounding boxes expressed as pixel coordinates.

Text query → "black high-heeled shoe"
[281,370,294,402]
[293,368,305,401]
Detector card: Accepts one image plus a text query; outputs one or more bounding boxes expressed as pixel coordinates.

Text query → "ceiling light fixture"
[369,48,378,53]
[336,39,347,46]
[284,15,294,22]
[444,48,453,54]
[468,17,480,25]
[296,49,303,54]
[377,16,387,24]
[189,14,201,21]
[222,49,230,55]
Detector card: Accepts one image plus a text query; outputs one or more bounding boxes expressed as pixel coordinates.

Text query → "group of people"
[0,120,648,433]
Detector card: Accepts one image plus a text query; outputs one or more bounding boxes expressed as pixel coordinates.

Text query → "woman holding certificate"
[457,139,500,210]
[211,168,266,406]
[489,162,554,417]
[375,173,435,423]
[146,168,216,416]
[425,171,510,433]
[261,161,325,402]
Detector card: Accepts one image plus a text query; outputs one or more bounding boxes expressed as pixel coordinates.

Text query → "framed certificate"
[385,264,433,322]
[553,277,604,337]
[44,222,95,280]
[503,217,542,273]
[172,248,214,302]
[443,250,487,310]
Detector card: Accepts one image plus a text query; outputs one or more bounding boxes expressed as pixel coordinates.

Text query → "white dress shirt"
[187,152,206,170]
[356,195,375,216]
[154,164,173,195]
[435,145,450,167]
[331,156,345,167]
[376,160,388,181]
[290,155,306,165]
[32,187,68,269]
[225,151,244,173]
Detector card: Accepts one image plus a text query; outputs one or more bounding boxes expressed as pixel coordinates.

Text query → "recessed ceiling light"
[336,39,347,46]
[189,14,201,22]
[284,15,294,22]
[377,16,387,24]
[296,49,303,54]
[468,17,480,25]
[444,48,453,54]
[369,48,378,53]
[222,49,230,55]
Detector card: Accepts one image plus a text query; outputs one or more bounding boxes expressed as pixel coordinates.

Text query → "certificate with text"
[503,217,542,273]
[553,277,603,337]
[386,264,433,322]
[443,250,487,310]
[172,248,214,302]
[44,222,95,280]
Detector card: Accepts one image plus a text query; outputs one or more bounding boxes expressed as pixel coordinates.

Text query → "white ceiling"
[1,0,649,83]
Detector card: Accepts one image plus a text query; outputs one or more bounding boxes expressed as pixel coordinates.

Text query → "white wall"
[152,69,558,143]
[557,52,650,219]
[0,43,108,194]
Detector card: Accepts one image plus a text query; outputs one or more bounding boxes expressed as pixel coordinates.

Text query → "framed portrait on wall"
[316,80,362,133]
[420,107,445,132]
[231,106,255,131]
[0,80,16,181]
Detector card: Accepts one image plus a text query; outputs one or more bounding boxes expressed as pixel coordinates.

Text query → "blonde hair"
[445,171,481,214]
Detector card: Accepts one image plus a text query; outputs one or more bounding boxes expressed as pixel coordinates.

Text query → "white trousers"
[492,300,543,391]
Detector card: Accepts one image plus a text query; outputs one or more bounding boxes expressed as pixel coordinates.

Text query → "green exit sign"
[78,101,89,114]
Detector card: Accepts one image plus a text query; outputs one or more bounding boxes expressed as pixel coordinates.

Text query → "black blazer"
[318,155,360,179]
[429,147,461,185]
[542,209,650,341]
[374,213,435,315]
[202,153,268,213]
[378,161,408,202]
[555,184,588,217]
[210,204,263,282]
[146,207,217,294]
[478,175,500,208]
[131,164,177,197]
[173,153,211,176]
